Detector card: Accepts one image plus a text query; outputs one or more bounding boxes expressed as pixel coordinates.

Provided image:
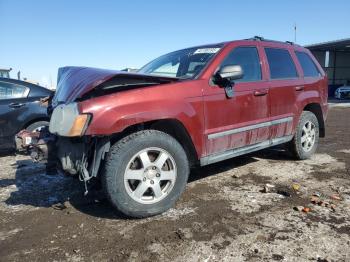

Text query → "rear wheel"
[289,111,319,160]
[102,130,189,218]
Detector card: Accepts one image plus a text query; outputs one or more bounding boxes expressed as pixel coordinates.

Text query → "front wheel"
[289,111,319,160]
[102,130,189,218]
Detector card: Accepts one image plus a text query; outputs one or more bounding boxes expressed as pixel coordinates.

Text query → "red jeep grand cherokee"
[24,37,328,217]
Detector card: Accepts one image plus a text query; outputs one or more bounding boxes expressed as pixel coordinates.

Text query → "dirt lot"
[0,107,349,262]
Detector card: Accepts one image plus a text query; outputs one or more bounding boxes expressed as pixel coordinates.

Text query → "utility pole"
[294,23,297,43]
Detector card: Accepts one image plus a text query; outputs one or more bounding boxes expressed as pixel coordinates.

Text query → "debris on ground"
[260,183,275,193]
[293,206,311,213]
[293,206,304,212]
[302,207,311,213]
[260,183,294,198]
[276,189,291,197]
[292,183,301,191]
[330,194,342,201]
[308,192,343,212]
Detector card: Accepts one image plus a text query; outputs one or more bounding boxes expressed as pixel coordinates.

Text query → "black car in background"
[0,78,53,152]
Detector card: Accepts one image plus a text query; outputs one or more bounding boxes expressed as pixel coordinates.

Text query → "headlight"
[49,103,91,137]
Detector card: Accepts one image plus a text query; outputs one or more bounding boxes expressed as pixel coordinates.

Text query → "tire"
[102,130,189,218]
[26,121,49,132]
[289,111,319,160]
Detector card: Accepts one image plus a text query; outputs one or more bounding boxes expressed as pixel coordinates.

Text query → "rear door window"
[220,46,261,82]
[295,51,321,77]
[0,82,28,100]
[265,48,298,79]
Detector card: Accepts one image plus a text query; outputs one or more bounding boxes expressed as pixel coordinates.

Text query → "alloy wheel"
[301,121,316,152]
[124,147,177,204]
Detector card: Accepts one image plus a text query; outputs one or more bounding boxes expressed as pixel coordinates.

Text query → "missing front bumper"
[16,129,110,182]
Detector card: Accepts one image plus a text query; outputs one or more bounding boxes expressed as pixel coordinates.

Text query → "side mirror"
[216,65,243,81]
[213,65,243,99]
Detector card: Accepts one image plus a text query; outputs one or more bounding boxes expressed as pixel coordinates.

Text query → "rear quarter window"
[265,48,298,79]
[295,51,321,77]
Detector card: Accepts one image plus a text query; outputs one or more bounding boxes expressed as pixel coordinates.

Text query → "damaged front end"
[16,66,178,194]
[55,136,110,194]
[17,126,110,194]
[16,101,111,194]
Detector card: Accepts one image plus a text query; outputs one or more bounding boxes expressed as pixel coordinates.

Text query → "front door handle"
[9,102,25,108]
[254,90,268,96]
[295,86,304,91]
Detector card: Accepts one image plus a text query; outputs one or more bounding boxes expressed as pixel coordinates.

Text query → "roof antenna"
[294,23,297,43]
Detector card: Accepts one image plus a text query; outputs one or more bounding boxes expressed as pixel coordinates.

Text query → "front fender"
[79,82,205,156]
[81,96,199,135]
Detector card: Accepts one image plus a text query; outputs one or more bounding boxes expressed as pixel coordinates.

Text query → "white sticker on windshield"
[194,48,220,54]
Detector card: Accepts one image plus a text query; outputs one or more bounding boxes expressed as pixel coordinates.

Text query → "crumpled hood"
[52,66,179,106]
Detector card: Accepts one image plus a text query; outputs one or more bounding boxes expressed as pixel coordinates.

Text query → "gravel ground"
[0,107,349,262]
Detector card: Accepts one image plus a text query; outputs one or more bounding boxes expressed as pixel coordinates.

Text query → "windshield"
[138,44,223,79]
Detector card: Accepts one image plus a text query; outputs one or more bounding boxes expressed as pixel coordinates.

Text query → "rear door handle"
[9,102,25,108]
[254,90,268,96]
[295,86,304,91]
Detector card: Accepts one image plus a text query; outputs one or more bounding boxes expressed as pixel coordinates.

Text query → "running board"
[200,135,294,166]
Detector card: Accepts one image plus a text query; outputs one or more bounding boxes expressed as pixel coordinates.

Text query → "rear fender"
[295,91,326,136]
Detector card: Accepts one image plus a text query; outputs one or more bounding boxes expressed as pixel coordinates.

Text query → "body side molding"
[208,117,293,140]
[200,135,294,166]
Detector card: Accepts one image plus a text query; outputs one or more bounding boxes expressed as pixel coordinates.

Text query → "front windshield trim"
[138,43,225,80]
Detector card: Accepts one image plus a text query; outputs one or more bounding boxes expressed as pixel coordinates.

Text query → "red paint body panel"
[60,39,328,161]
[202,41,271,155]
[80,80,206,157]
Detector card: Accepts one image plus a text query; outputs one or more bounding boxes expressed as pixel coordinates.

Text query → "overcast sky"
[1,0,349,87]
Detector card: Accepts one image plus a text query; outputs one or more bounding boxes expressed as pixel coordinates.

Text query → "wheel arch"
[303,103,325,137]
[109,118,199,167]
[22,117,50,130]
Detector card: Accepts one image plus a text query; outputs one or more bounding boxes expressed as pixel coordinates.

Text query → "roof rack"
[246,36,295,45]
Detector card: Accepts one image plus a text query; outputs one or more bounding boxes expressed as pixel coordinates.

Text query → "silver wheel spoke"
[133,182,149,198]
[301,135,307,143]
[301,121,317,152]
[139,152,151,167]
[160,170,176,181]
[152,183,163,198]
[310,129,316,137]
[302,126,308,134]
[154,152,168,169]
[125,169,143,180]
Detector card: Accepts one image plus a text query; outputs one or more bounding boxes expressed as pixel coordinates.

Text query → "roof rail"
[244,36,265,41]
[253,36,264,41]
[245,36,296,46]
